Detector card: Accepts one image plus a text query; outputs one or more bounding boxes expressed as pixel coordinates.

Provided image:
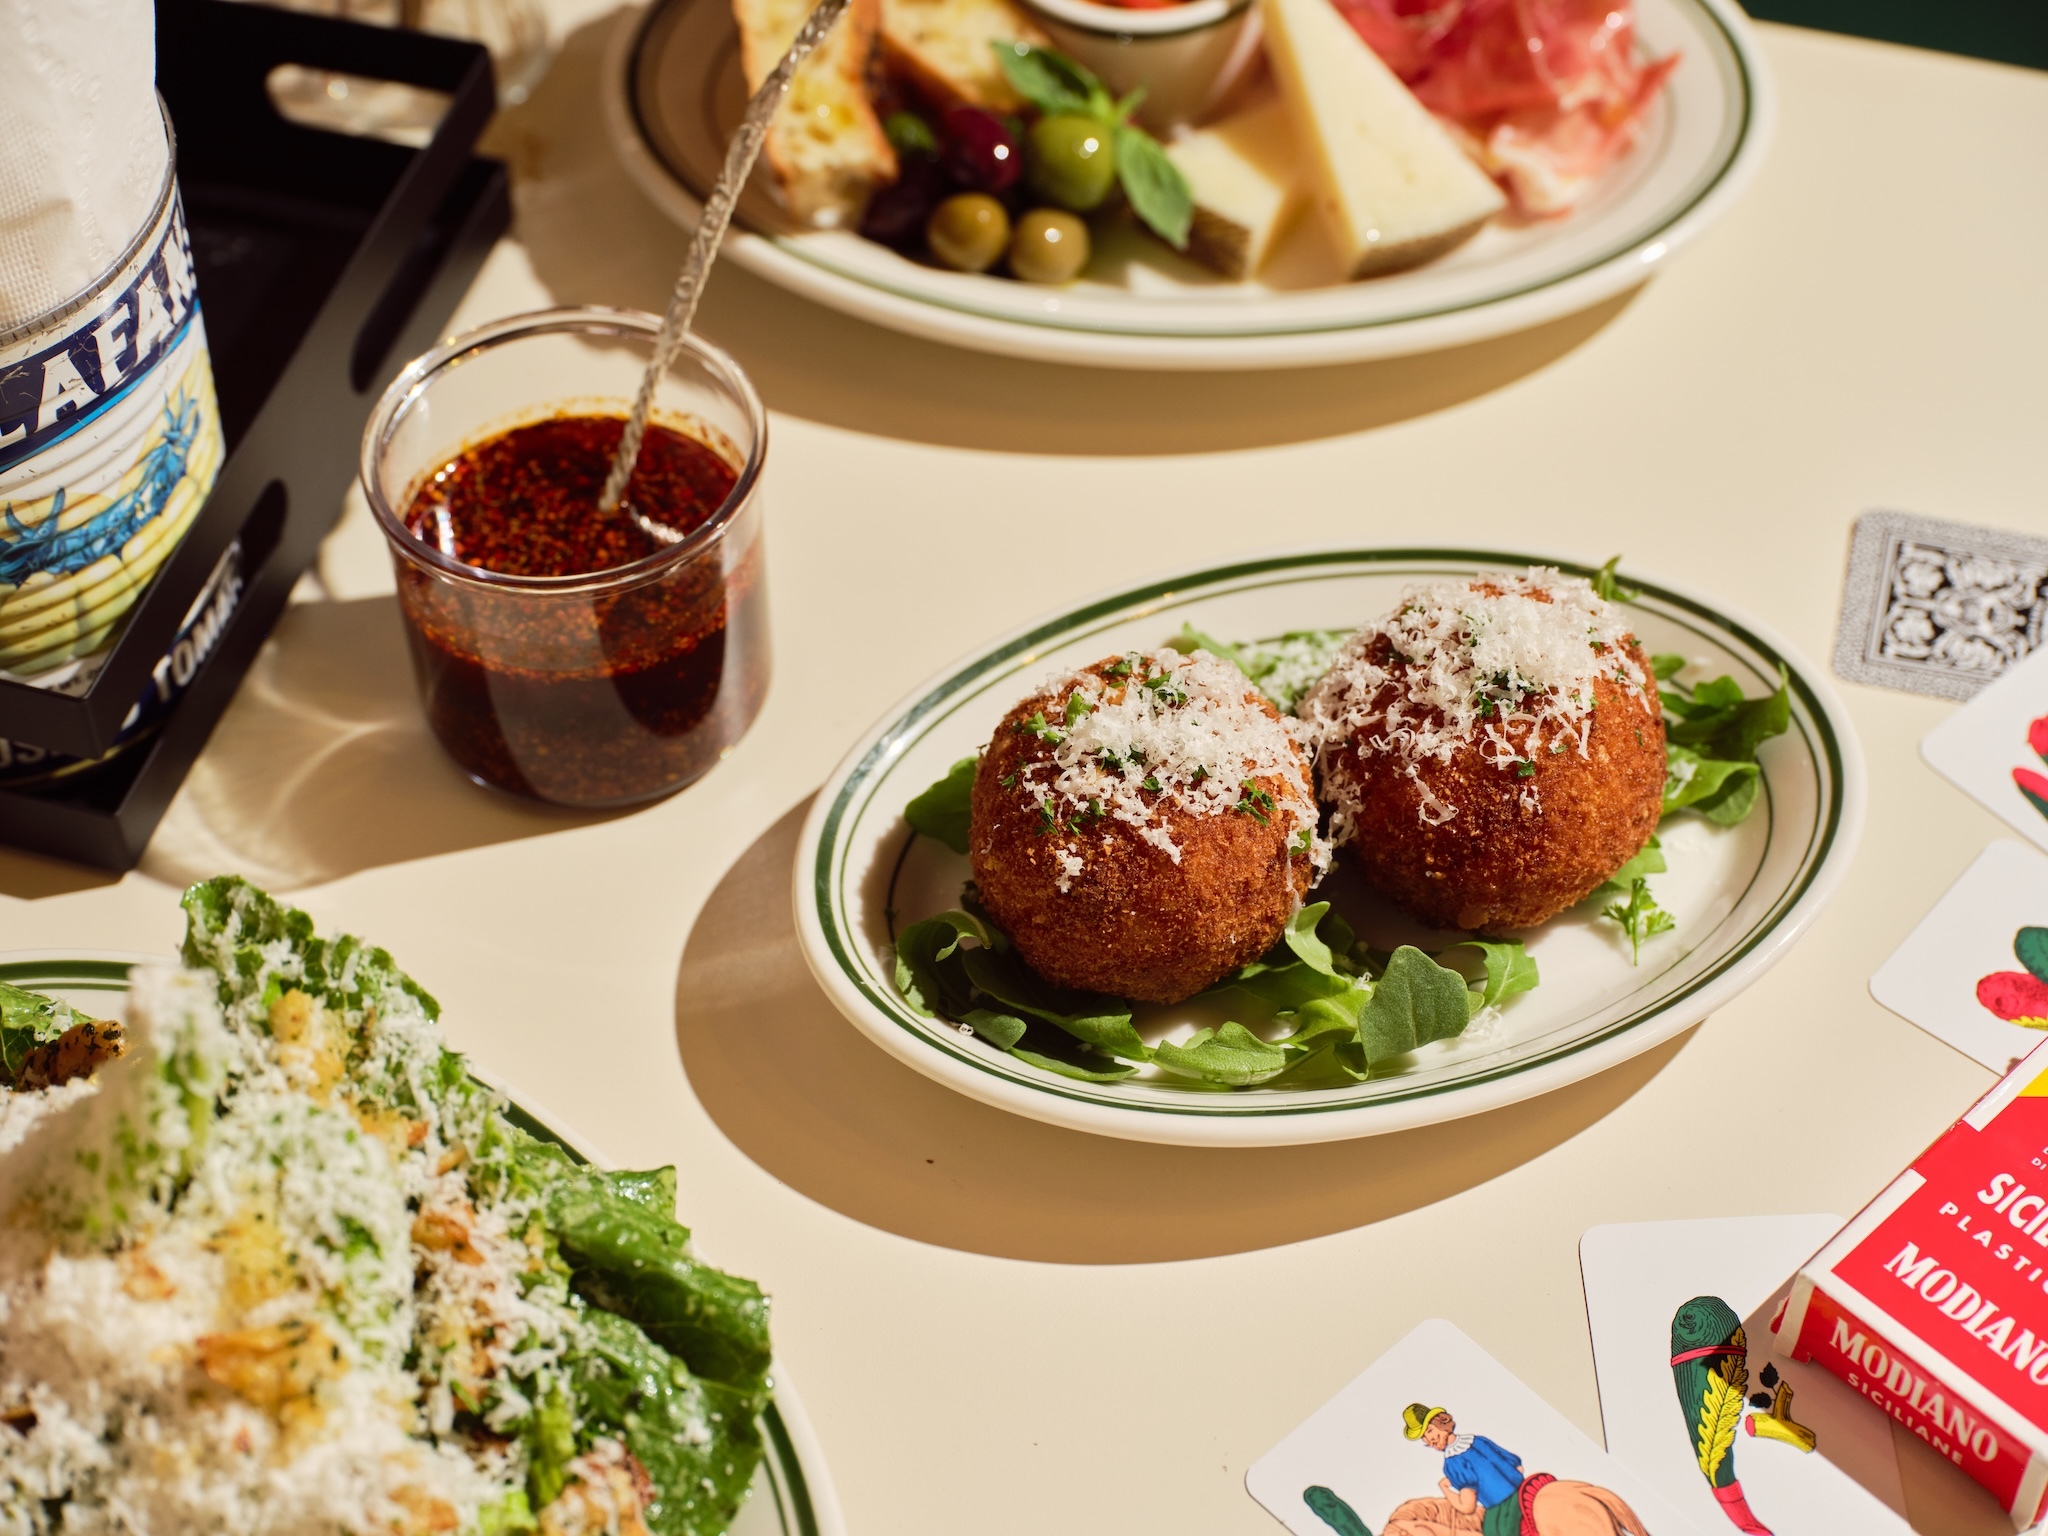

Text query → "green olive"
[1027,115,1116,213]
[1008,208,1091,284]
[925,193,1011,273]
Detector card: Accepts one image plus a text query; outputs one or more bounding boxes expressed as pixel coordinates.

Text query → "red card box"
[1779,1039,2048,1527]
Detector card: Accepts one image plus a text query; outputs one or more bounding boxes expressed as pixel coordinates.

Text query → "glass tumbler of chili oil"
[360,309,769,806]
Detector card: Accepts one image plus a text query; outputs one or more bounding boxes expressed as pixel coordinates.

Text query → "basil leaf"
[893,911,989,1019]
[1114,123,1192,249]
[991,39,1096,117]
[958,946,1149,1061]
[1358,946,1473,1064]
[1153,1021,1289,1086]
[906,756,976,854]
[1451,940,1539,1011]
[962,1007,1029,1050]
[1009,1046,1139,1082]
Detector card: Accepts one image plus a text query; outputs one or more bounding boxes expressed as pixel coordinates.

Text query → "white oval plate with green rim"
[602,0,1773,369]
[793,550,1865,1147]
[0,951,845,1536]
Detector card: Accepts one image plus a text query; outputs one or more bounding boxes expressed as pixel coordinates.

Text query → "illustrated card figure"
[1923,645,2048,857]
[1871,839,2048,1072]
[1581,1216,1908,1536]
[1246,1317,1688,1536]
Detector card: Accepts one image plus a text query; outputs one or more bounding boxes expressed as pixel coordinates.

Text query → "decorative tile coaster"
[1834,510,2048,700]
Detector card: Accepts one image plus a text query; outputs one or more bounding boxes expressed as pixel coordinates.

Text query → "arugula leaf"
[961,1007,1029,1050]
[906,756,976,854]
[1651,653,1686,682]
[1603,877,1675,965]
[1114,123,1193,249]
[1358,946,1473,1063]
[1009,1046,1139,1082]
[1153,1021,1289,1086]
[893,911,990,1019]
[1587,836,1667,905]
[1170,623,1248,673]
[958,946,1149,1061]
[1591,555,1637,602]
[1664,669,1790,763]
[0,979,73,1086]
[1204,902,1357,1014]
[991,39,1098,117]
[1261,1039,1370,1090]
[1663,744,1762,824]
[1451,940,1539,1012]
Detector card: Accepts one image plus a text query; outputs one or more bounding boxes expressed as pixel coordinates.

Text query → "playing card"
[1247,1317,1690,1536]
[1834,511,2048,701]
[1870,840,2048,1072]
[1922,645,2048,857]
[1581,1217,1907,1536]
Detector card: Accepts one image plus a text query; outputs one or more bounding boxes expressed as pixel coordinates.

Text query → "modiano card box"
[1778,1037,2048,1527]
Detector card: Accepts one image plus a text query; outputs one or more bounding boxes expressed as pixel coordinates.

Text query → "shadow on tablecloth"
[496,11,1642,459]
[135,595,621,893]
[674,795,1694,1263]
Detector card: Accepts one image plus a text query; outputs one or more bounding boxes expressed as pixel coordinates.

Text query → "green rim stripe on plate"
[0,958,820,1536]
[632,0,1756,340]
[812,548,1843,1116]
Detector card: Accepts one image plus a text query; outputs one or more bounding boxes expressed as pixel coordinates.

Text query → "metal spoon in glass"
[596,0,852,537]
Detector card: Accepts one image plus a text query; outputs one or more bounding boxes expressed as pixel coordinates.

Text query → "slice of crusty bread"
[879,0,1047,112]
[734,0,897,228]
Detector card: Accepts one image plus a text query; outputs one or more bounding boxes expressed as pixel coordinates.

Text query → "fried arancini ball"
[968,649,1328,1005]
[1299,570,1665,933]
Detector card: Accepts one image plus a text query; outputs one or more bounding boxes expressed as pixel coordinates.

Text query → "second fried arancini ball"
[1297,568,1665,933]
[968,649,1329,1005]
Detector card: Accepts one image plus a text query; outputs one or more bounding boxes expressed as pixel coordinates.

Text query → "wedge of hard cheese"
[1166,95,1303,281]
[1259,0,1505,278]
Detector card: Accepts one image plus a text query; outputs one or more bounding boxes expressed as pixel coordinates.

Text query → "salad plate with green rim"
[793,549,1865,1148]
[0,945,842,1536]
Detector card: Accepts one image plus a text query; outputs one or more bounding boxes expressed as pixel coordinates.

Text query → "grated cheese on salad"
[1,879,770,1536]
[1011,648,1330,890]
[1297,568,1649,835]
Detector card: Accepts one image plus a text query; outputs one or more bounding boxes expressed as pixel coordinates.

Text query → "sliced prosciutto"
[1330,0,1678,215]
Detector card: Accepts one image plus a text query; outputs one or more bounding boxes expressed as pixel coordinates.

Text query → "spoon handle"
[599,0,855,521]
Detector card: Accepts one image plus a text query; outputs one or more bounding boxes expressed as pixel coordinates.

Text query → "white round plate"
[603,0,1774,369]
[793,550,1864,1147]
[0,951,846,1536]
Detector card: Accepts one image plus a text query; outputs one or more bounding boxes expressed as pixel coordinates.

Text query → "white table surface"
[4,10,2046,1534]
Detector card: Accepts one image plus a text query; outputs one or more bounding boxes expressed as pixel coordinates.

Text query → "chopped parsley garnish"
[1104,658,1133,678]
[1142,776,1162,793]
[1000,771,1018,789]
[1015,711,1063,744]
[1233,787,1276,824]
[1063,693,1094,726]
[1514,761,1536,778]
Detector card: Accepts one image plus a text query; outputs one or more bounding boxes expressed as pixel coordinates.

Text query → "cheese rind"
[1165,95,1303,281]
[1258,0,1505,278]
